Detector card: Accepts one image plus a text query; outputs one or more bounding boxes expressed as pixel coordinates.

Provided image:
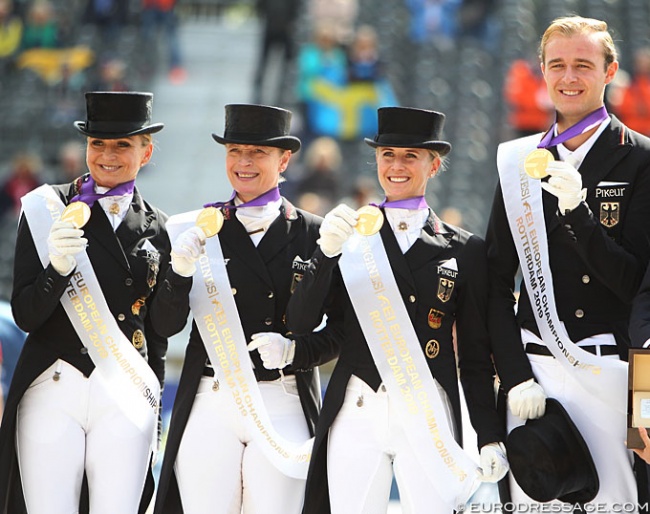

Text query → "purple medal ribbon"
[373,196,429,210]
[537,106,609,149]
[70,176,135,207]
[204,187,281,209]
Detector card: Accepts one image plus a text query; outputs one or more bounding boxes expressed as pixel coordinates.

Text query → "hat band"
[374,133,442,145]
[223,130,289,141]
[85,121,149,133]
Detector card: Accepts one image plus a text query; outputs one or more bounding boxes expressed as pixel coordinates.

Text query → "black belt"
[525,342,618,357]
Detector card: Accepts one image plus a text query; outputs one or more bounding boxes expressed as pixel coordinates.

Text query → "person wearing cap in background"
[486,15,650,510]
[285,106,507,514]
[0,91,171,513]
[151,104,341,514]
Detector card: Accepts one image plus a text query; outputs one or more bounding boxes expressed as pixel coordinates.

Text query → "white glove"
[47,220,87,276]
[508,378,546,420]
[171,226,206,277]
[247,332,296,369]
[318,204,359,257]
[541,160,587,214]
[478,442,509,483]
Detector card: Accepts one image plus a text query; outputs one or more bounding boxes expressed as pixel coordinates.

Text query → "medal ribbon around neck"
[537,106,609,149]
[70,176,135,207]
[204,187,281,210]
[374,196,429,210]
[524,106,609,179]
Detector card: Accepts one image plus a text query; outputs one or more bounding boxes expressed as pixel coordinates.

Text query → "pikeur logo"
[437,258,458,279]
[595,181,628,198]
[292,256,310,272]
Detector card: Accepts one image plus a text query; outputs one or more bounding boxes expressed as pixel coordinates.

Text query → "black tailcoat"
[152,199,341,514]
[0,177,171,514]
[286,210,503,514]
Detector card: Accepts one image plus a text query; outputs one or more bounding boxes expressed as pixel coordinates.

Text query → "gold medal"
[355,205,384,236]
[132,329,145,349]
[524,148,554,179]
[196,207,224,238]
[61,201,91,228]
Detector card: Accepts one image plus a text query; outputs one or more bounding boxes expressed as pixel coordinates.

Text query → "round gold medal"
[355,205,384,236]
[61,201,91,228]
[524,148,554,179]
[196,207,224,238]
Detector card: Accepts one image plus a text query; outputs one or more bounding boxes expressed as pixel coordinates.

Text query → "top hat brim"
[212,133,301,153]
[507,398,599,505]
[74,121,165,139]
[364,137,451,156]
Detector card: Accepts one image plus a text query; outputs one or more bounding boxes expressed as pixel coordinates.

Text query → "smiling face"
[225,144,291,202]
[86,135,153,189]
[541,31,618,130]
[376,147,439,201]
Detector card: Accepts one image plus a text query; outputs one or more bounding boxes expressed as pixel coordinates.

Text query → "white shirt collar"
[556,116,610,168]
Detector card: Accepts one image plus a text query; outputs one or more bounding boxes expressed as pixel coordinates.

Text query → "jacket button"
[575,309,584,319]
[125,278,133,286]
[118,313,126,321]
[267,291,274,299]
[581,275,590,284]
[80,347,88,354]
[231,288,237,295]
[408,295,416,303]
[264,317,273,326]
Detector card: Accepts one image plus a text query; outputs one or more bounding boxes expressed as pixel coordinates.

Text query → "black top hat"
[505,398,599,505]
[212,104,301,153]
[364,107,451,156]
[74,92,164,139]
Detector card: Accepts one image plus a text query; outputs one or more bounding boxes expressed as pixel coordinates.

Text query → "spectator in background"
[504,54,553,138]
[55,140,85,182]
[252,0,300,106]
[611,46,650,137]
[20,0,58,50]
[82,0,129,48]
[89,55,130,91]
[0,0,22,75]
[0,152,43,220]
[457,0,499,51]
[295,136,342,214]
[296,21,348,143]
[307,0,357,46]
[140,0,186,84]
[405,0,461,46]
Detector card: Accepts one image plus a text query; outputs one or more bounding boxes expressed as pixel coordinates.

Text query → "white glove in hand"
[247,332,296,369]
[318,204,359,258]
[478,442,509,483]
[171,226,206,277]
[508,378,546,420]
[47,220,87,276]
[541,160,587,214]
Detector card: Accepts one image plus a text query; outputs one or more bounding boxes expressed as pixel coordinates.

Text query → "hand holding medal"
[524,149,554,179]
[196,206,224,237]
[355,205,384,236]
[61,201,91,228]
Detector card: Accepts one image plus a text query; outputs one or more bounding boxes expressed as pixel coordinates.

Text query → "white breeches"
[327,375,458,514]
[508,331,637,512]
[16,359,156,514]
[175,375,310,514]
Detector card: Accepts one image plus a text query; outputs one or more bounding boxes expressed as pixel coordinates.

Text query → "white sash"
[339,232,480,510]
[21,185,160,435]
[496,135,627,414]
[167,211,313,479]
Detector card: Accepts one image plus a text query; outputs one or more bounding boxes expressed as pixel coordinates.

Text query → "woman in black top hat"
[150,104,340,513]
[0,91,171,514]
[285,106,508,513]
